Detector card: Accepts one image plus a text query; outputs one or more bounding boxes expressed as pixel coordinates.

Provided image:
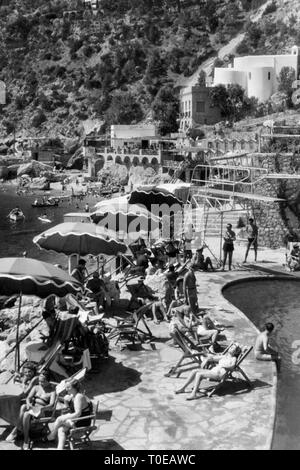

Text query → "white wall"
[247,67,274,102]
[111,125,158,140]
[214,68,247,89]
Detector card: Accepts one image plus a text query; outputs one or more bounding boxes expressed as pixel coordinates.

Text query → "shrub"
[263,1,277,16]
[31,108,46,128]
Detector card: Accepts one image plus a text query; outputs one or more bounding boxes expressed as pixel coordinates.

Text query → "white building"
[214,46,299,102]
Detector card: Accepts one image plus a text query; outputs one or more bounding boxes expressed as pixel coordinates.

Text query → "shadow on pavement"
[85,356,142,395]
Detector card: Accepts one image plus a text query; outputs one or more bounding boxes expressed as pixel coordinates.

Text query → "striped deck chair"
[38,313,81,374]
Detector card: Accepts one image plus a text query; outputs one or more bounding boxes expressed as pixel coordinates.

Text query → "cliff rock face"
[1,1,294,141]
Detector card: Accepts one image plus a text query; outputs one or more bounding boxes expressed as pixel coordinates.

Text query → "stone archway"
[132,157,139,167]
[151,157,158,168]
[115,155,123,164]
[124,156,131,168]
[107,155,113,162]
[142,157,149,167]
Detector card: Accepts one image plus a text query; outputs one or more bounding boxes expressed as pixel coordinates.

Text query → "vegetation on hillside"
[0,0,298,141]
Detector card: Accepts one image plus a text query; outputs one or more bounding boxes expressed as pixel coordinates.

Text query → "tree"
[278,67,296,107]
[105,91,143,125]
[152,85,179,135]
[210,84,255,122]
[197,70,206,87]
[144,50,167,96]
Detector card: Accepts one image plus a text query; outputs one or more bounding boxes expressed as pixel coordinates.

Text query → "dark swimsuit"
[69,397,92,427]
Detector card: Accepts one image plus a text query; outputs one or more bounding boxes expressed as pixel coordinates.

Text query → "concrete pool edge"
[221,275,280,451]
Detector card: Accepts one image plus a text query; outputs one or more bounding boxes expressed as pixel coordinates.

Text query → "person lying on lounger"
[175,343,241,400]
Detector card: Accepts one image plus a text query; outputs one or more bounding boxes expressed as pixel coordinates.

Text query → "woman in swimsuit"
[20,370,56,449]
[47,379,92,450]
[175,343,241,400]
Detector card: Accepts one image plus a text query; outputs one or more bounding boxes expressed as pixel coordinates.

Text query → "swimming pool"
[223,277,300,450]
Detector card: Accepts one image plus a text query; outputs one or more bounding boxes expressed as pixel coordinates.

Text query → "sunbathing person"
[175,343,241,400]
[6,363,39,442]
[196,311,224,352]
[47,378,93,450]
[254,322,281,370]
[17,370,56,450]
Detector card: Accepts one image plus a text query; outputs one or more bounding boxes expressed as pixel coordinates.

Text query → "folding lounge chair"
[64,400,100,450]
[202,346,253,397]
[165,328,211,378]
[106,303,154,347]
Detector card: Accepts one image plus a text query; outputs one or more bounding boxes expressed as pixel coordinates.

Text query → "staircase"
[188,205,248,239]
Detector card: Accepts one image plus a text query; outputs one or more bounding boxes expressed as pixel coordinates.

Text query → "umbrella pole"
[15,292,22,372]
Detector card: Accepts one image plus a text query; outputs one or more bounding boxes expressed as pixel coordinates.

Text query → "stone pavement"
[0,262,278,451]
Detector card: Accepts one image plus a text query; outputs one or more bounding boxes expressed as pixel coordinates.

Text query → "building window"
[268,72,271,80]
[249,72,251,80]
[196,101,205,113]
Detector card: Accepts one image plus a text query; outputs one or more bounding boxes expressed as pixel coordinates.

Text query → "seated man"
[254,322,281,370]
[169,305,196,342]
[287,243,300,271]
[175,343,241,400]
[85,272,106,313]
[192,247,214,271]
[71,259,88,285]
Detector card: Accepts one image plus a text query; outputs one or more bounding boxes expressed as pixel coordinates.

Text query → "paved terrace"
[0,265,277,451]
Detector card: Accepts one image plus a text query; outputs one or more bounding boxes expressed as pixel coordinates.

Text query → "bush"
[263,1,277,16]
[31,109,47,128]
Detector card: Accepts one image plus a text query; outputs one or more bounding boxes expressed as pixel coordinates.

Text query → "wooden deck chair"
[165,328,211,378]
[29,369,88,448]
[203,346,253,398]
[64,400,100,450]
[107,303,154,346]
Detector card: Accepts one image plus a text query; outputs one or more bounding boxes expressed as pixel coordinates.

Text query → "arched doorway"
[132,157,139,167]
[142,157,149,167]
[115,155,123,164]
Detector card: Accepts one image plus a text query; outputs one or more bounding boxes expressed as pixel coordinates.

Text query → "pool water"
[223,278,300,450]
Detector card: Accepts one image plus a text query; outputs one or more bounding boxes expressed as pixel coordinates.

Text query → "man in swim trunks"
[244,218,258,263]
[254,322,281,370]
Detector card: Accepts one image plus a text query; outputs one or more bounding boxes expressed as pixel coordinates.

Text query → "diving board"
[195,187,284,202]
[264,174,300,180]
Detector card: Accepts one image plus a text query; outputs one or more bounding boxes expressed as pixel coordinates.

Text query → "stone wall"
[250,153,300,248]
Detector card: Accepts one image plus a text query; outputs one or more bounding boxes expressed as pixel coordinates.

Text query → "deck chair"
[29,369,87,448]
[106,303,154,346]
[202,346,253,397]
[165,328,211,378]
[64,400,99,450]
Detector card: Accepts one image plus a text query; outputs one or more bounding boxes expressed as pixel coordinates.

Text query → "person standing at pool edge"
[244,218,258,263]
[222,223,236,271]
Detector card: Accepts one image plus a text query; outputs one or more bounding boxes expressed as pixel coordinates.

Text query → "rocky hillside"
[0,0,298,145]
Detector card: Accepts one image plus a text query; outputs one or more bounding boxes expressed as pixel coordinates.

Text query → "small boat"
[32,198,59,208]
[8,209,25,221]
[38,216,52,223]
